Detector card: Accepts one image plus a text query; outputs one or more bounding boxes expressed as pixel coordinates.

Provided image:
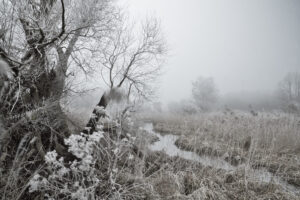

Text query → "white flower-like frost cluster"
[28,131,104,199]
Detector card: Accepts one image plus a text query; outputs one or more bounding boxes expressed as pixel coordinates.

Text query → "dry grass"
[140,111,300,198]
[141,151,299,200]
[2,110,299,199]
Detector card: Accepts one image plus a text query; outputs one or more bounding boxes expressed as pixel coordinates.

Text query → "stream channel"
[143,123,300,196]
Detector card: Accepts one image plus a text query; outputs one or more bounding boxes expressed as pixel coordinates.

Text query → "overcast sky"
[125,0,300,103]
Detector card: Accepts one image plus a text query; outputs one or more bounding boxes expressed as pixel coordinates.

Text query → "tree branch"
[39,0,65,48]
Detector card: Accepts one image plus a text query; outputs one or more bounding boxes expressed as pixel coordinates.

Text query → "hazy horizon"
[125,0,300,104]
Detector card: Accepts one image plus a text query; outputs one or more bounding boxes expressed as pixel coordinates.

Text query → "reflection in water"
[143,123,300,195]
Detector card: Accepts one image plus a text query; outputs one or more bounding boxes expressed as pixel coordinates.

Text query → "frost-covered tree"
[96,17,167,108]
[0,1,125,199]
[192,76,218,112]
[0,0,117,106]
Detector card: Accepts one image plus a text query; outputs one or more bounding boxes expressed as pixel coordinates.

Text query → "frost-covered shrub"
[27,112,142,200]
[28,131,104,200]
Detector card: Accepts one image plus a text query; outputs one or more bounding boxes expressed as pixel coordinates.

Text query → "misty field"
[137,111,300,199]
[1,0,300,199]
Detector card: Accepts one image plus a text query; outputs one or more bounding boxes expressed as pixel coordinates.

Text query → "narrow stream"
[143,123,234,171]
[143,123,300,196]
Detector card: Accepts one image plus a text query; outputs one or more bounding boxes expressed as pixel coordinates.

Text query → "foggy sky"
[126,0,300,104]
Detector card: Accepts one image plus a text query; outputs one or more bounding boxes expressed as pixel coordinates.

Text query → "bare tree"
[192,76,218,112]
[96,17,167,108]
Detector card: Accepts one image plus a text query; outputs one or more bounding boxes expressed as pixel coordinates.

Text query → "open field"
[2,106,299,199]
[137,111,300,199]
